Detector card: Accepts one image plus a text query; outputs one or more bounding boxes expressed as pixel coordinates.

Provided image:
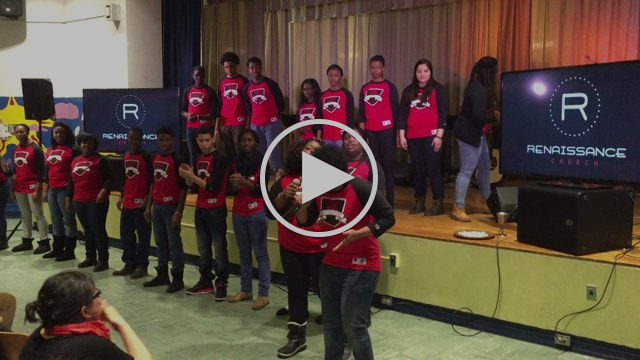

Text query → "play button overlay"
[260,119,378,238]
[301,151,354,203]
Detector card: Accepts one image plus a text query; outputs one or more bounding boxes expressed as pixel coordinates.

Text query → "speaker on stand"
[21,78,55,143]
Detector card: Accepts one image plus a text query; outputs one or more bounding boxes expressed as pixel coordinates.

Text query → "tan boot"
[252,296,270,310]
[451,203,471,222]
[226,291,253,303]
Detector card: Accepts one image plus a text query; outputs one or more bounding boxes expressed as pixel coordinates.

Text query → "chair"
[0,293,16,331]
[0,331,30,360]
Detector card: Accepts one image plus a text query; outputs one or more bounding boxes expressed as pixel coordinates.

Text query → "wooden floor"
[184,179,640,269]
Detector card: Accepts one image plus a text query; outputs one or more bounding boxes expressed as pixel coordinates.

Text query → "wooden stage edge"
[181,182,640,269]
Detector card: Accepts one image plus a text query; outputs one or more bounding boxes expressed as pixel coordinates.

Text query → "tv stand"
[537,181,612,190]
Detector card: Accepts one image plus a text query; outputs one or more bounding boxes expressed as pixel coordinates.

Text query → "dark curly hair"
[284,138,322,175]
[50,122,76,148]
[25,271,96,328]
[220,52,240,65]
[312,144,348,173]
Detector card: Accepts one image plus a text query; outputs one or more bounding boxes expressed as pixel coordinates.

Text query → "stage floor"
[183,179,640,268]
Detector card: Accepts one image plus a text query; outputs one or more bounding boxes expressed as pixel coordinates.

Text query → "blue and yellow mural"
[0,96,83,157]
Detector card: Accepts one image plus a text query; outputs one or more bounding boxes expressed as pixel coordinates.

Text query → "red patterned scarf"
[45,321,111,340]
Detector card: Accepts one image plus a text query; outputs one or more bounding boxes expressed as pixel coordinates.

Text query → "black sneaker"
[185,278,214,295]
[78,258,97,268]
[214,280,227,302]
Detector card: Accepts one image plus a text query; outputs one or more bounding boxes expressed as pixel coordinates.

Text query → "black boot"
[425,199,444,216]
[166,270,184,293]
[55,236,77,262]
[0,237,8,251]
[408,197,425,214]
[33,238,51,255]
[143,266,170,287]
[43,236,64,259]
[11,237,33,252]
[277,322,307,359]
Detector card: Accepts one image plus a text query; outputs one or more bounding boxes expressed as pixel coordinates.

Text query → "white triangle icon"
[301,151,354,204]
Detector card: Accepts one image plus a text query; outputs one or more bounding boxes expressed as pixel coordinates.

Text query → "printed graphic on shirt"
[153,161,169,181]
[223,83,239,99]
[300,107,316,121]
[197,161,211,179]
[14,151,29,167]
[323,96,341,113]
[72,161,92,176]
[347,166,356,175]
[124,159,140,178]
[319,197,347,227]
[364,88,384,106]
[189,91,205,107]
[250,89,267,104]
[47,150,64,164]
[410,98,430,109]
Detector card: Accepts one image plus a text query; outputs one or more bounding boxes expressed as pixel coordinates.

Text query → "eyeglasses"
[92,288,102,300]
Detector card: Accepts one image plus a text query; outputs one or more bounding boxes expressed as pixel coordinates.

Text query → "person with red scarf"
[20,270,152,360]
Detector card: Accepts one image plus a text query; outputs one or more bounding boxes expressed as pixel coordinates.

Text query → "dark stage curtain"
[162,0,201,90]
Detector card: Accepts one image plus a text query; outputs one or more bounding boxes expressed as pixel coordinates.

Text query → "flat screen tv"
[500,60,640,184]
[83,88,181,153]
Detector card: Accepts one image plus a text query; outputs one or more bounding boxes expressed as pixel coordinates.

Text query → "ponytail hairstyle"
[25,271,96,328]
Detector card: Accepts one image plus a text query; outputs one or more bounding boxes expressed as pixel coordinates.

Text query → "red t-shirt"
[182,85,217,129]
[122,151,151,209]
[320,88,353,140]
[245,80,282,126]
[219,75,248,126]
[360,80,397,131]
[46,145,74,189]
[406,88,439,139]
[195,151,228,209]
[231,165,264,216]
[13,143,44,193]
[70,155,105,202]
[152,152,186,205]
[297,102,319,140]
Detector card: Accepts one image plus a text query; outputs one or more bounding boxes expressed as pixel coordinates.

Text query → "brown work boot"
[451,203,471,222]
[252,296,270,310]
[226,291,253,303]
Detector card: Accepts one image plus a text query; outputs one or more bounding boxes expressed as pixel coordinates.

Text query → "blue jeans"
[0,179,10,239]
[320,264,380,360]
[186,126,200,168]
[251,121,283,171]
[195,206,228,282]
[48,186,78,238]
[455,136,491,207]
[407,136,444,199]
[232,211,270,296]
[120,207,151,268]
[74,201,109,262]
[152,203,185,272]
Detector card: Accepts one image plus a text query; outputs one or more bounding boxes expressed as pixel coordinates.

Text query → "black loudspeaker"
[106,156,124,193]
[517,186,633,255]
[487,187,518,222]
[0,0,22,18]
[21,78,55,120]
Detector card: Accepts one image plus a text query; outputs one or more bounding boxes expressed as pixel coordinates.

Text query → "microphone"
[282,179,301,219]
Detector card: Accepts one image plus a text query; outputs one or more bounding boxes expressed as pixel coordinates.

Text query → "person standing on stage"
[269,138,324,359]
[226,129,271,310]
[42,122,78,261]
[295,145,395,360]
[10,123,50,254]
[451,56,499,222]
[357,55,399,206]
[113,127,152,279]
[295,78,323,140]
[217,52,249,160]
[143,126,187,293]
[397,59,448,216]
[181,65,219,168]
[343,127,385,195]
[320,64,354,148]
[67,133,113,272]
[179,126,230,300]
[243,57,285,174]
[0,156,13,251]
